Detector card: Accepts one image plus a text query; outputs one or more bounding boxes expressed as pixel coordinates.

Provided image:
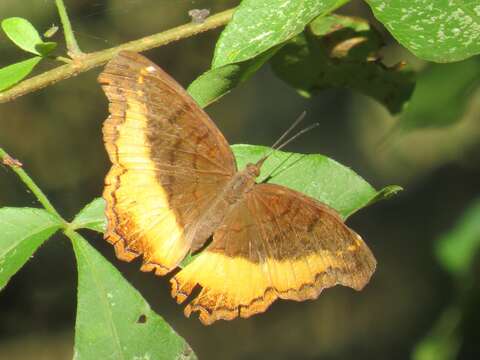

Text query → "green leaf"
[435,198,480,277]
[310,12,371,34]
[71,231,196,360]
[35,41,57,56]
[271,14,415,114]
[365,0,480,63]
[71,198,106,233]
[212,0,349,68]
[0,207,62,290]
[0,57,42,92]
[1,17,44,55]
[308,14,382,60]
[232,144,398,218]
[188,48,277,107]
[398,56,480,131]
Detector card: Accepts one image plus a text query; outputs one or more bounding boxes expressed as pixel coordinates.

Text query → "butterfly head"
[246,162,262,178]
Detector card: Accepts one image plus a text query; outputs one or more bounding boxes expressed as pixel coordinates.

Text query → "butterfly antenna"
[274,122,319,152]
[255,113,319,168]
[271,111,307,150]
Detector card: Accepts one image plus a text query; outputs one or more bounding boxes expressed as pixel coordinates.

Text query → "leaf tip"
[379,185,403,199]
[368,185,403,207]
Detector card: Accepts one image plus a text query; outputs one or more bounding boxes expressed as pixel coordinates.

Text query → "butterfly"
[98,51,376,325]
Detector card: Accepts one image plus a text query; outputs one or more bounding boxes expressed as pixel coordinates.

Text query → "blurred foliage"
[414,197,480,360]
[399,56,480,131]
[355,57,480,183]
[436,197,480,278]
[271,14,414,114]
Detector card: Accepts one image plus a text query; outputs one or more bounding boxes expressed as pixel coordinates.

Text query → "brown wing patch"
[171,183,376,325]
[99,51,236,275]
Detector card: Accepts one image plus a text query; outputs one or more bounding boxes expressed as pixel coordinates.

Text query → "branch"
[55,0,83,57]
[0,8,235,104]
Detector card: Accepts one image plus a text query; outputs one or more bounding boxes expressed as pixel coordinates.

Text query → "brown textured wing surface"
[99,51,236,275]
[171,183,376,324]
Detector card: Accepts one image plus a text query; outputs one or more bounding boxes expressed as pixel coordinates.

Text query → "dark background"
[1,1,479,359]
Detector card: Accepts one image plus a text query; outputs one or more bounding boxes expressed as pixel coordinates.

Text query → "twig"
[0,147,65,223]
[55,0,83,57]
[0,8,235,104]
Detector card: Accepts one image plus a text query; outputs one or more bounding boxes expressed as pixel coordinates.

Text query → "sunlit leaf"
[271,14,415,114]
[436,198,480,277]
[71,231,196,359]
[212,0,349,68]
[365,0,480,62]
[71,198,106,233]
[0,57,42,92]
[188,48,277,107]
[232,144,399,218]
[1,17,44,55]
[0,208,62,290]
[398,56,480,131]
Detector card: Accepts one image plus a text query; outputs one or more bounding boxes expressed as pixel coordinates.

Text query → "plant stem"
[0,8,235,104]
[0,147,65,223]
[54,0,83,57]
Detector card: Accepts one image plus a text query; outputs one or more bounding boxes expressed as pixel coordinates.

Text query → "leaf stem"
[63,227,80,246]
[0,147,66,223]
[0,8,235,104]
[54,0,83,57]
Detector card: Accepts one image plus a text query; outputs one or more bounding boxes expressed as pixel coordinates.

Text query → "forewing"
[99,51,236,275]
[171,183,376,324]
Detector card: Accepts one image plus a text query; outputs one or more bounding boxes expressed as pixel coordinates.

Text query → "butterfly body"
[187,164,259,252]
[99,51,376,325]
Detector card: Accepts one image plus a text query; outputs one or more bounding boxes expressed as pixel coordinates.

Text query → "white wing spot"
[146,66,156,73]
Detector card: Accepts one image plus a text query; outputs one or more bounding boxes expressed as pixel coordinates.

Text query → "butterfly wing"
[99,51,236,275]
[171,183,376,324]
